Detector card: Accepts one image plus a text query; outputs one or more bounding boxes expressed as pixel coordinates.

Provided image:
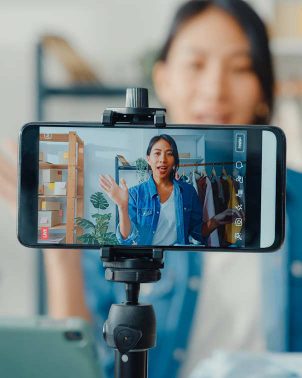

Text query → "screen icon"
[235,218,243,227]
[235,133,245,152]
[236,161,243,169]
[236,189,243,198]
[234,232,242,241]
[235,176,243,184]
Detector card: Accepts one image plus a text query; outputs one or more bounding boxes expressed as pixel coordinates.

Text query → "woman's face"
[147,139,175,181]
[153,6,264,125]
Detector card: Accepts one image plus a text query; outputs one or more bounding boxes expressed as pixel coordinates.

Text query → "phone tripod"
[101,247,164,378]
[100,87,167,378]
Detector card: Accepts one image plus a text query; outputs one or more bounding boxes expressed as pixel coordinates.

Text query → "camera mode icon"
[235,218,243,227]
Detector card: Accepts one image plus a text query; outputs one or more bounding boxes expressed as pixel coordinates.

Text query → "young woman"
[1,1,298,378]
[100,134,239,246]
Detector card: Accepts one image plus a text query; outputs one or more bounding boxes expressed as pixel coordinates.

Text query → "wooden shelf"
[38,224,66,230]
[39,163,68,169]
[38,195,83,198]
[38,224,80,231]
[39,132,84,244]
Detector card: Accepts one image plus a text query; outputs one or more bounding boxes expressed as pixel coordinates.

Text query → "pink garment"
[203,177,220,247]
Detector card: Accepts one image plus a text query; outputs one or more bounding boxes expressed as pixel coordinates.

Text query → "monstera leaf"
[90,192,109,210]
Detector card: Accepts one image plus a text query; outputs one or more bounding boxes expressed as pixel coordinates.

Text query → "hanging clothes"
[203,177,220,247]
[211,174,227,245]
[196,175,220,247]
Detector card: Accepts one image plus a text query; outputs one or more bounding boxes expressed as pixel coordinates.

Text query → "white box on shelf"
[54,182,67,195]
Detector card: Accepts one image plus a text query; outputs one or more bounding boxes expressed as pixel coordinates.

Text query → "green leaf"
[104,232,118,245]
[91,213,111,221]
[77,234,98,245]
[90,192,109,210]
[95,217,110,236]
[75,217,95,231]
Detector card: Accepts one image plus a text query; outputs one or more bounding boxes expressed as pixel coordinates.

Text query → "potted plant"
[75,192,118,245]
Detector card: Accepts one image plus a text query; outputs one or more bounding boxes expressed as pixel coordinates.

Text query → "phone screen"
[18,124,285,251]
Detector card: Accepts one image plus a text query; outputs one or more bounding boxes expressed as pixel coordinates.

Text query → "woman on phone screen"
[99,134,238,246]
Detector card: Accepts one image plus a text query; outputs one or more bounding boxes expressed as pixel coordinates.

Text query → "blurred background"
[1,0,302,316]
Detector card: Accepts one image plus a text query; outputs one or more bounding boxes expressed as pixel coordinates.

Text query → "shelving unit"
[36,41,128,120]
[39,132,84,243]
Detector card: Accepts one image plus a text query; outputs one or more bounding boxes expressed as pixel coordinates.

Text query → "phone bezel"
[18,122,286,252]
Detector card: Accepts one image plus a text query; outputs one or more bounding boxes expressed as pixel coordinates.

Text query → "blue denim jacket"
[82,169,302,378]
[116,176,205,245]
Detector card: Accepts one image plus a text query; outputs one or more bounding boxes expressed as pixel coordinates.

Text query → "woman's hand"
[99,175,129,209]
[0,140,18,216]
[202,208,244,237]
[213,208,244,226]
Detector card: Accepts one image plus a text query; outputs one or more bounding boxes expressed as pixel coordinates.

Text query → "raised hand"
[99,175,129,209]
[0,140,18,217]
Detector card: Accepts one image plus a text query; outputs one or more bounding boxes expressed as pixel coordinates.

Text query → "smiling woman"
[99,134,239,246]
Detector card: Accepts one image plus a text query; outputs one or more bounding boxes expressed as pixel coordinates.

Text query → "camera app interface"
[38,127,247,248]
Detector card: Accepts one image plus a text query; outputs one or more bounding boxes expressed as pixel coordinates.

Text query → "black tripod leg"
[115,350,147,378]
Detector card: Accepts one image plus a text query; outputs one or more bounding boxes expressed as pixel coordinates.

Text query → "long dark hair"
[157,0,275,124]
[146,134,180,180]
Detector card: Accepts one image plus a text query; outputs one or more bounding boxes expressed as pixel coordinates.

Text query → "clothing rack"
[179,161,246,167]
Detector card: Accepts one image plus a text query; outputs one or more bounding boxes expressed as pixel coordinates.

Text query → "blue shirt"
[116,176,205,245]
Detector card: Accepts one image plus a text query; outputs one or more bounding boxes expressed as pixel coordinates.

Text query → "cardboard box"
[43,182,67,196]
[38,210,62,227]
[40,200,61,211]
[41,169,63,183]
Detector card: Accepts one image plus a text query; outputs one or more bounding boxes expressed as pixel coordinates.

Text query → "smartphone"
[18,122,286,252]
[0,317,103,378]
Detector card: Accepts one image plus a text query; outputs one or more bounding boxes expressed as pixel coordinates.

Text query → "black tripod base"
[115,350,147,378]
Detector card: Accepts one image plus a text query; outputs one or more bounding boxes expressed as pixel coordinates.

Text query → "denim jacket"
[116,176,205,245]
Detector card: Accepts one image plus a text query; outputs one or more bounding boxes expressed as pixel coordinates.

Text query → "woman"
[92,2,280,377]
[100,134,239,246]
[1,1,295,377]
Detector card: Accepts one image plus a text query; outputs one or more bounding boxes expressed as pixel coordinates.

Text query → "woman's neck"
[153,175,173,188]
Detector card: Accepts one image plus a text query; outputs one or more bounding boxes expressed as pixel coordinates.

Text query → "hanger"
[221,163,228,178]
[211,164,217,178]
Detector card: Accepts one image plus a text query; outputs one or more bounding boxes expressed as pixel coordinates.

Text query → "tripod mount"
[100,88,167,378]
